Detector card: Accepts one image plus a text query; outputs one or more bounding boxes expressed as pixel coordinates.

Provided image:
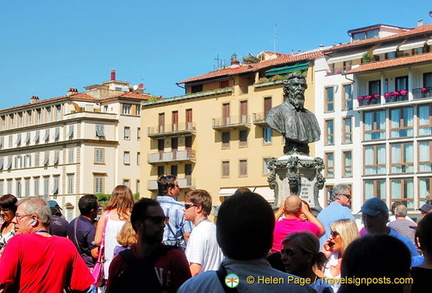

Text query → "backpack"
[109,245,176,293]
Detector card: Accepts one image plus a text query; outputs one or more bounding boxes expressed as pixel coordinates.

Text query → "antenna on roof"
[214,55,223,70]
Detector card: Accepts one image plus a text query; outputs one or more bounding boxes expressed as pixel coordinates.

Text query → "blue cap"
[360,198,388,216]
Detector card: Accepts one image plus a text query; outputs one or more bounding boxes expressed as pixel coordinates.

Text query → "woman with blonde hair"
[95,185,135,281]
[322,219,359,292]
[113,220,137,256]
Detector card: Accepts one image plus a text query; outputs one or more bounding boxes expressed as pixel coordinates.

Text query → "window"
[68,125,74,139]
[123,179,130,187]
[0,158,3,171]
[124,152,130,165]
[239,160,247,176]
[8,135,12,147]
[96,124,105,137]
[395,76,408,97]
[52,177,59,195]
[390,107,413,138]
[67,174,74,194]
[191,84,203,93]
[264,97,272,119]
[342,84,353,110]
[137,152,140,166]
[43,152,49,166]
[220,80,230,88]
[124,127,130,140]
[325,152,334,178]
[263,127,272,144]
[364,180,386,200]
[135,105,141,116]
[158,113,165,133]
[222,103,230,125]
[170,165,178,176]
[137,127,141,140]
[343,151,352,177]
[343,117,352,144]
[68,149,74,163]
[364,145,386,174]
[7,180,12,194]
[34,130,40,143]
[95,148,104,164]
[123,104,131,115]
[35,153,40,167]
[25,179,30,197]
[222,161,230,177]
[44,129,50,142]
[24,155,31,168]
[419,141,432,172]
[16,180,21,197]
[172,111,178,131]
[157,166,165,177]
[418,105,432,135]
[325,87,334,112]
[34,177,40,196]
[391,178,414,209]
[364,110,386,140]
[325,120,334,145]
[222,132,230,148]
[419,178,432,206]
[94,175,104,194]
[136,180,140,196]
[54,151,60,165]
[239,130,248,147]
[186,109,193,129]
[0,181,3,196]
[43,177,49,199]
[390,143,414,173]
[25,132,30,145]
[15,133,21,146]
[240,100,248,123]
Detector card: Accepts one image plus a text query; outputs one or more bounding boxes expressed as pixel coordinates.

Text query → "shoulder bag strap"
[73,217,83,255]
[216,263,238,293]
[96,211,110,261]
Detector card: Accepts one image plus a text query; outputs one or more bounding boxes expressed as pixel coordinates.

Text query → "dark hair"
[157,175,177,195]
[78,194,99,216]
[217,191,274,260]
[185,189,212,216]
[0,194,18,213]
[340,234,411,293]
[416,212,432,255]
[50,207,62,216]
[130,198,161,232]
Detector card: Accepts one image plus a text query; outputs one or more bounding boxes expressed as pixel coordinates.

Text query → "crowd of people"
[0,179,432,292]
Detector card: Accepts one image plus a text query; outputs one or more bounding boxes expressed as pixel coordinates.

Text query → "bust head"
[283,73,308,110]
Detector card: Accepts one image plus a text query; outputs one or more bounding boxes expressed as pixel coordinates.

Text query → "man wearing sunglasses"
[0,198,93,293]
[156,175,193,250]
[317,183,355,247]
[106,198,191,292]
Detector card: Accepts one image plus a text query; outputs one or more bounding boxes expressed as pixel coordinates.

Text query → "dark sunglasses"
[330,230,340,237]
[281,248,296,256]
[184,204,196,210]
[337,193,351,199]
[145,216,168,225]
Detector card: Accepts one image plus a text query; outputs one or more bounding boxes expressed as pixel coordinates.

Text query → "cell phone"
[328,241,335,247]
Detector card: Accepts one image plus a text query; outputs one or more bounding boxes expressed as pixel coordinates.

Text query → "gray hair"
[332,183,351,201]
[395,204,407,217]
[18,198,51,227]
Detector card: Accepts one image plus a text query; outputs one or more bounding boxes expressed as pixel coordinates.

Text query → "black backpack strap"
[216,264,238,293]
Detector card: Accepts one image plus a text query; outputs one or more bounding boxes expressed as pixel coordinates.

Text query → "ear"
[195,204,204,214]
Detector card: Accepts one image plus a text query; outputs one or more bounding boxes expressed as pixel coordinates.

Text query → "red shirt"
[106,244,191,292]
[0,233,94,293]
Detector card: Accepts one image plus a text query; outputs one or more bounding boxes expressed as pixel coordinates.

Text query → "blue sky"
[0,1,431,110]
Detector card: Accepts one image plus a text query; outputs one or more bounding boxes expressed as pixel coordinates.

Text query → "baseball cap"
[47,200,62,210]
[418,203,432,214]
[360,198,388,216]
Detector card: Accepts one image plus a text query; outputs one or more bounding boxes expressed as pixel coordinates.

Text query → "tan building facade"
[0,71,148,220]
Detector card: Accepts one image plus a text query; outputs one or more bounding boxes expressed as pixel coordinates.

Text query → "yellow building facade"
[140,52,321,211]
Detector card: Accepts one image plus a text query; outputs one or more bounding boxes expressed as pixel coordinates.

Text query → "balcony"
[148,150,196,164]
[147,176,195,191]
[252,113,268,126]
[384,91,409,104]
[357,94,381,106]
[413,87,432,100]
[212,115,251,130]
[147,122,196,138]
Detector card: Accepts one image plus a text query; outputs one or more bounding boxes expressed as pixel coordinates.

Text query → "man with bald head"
[271,195,324,253]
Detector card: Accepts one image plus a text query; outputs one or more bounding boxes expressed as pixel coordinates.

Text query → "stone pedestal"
[267,153,325,214]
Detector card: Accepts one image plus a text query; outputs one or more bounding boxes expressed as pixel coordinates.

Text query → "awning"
[264,62,309,76]
[427,39,432,46]
[399,40,426,51]
[373,44,399,55]
[327,51,366,64]
[218,187,275,202]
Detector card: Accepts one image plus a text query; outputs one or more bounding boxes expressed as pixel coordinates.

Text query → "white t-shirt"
[185,221,224,273]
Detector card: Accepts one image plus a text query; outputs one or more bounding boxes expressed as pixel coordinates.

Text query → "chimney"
[30,96,39,103]
[110,69,116,81]
[417,19,423,27]
[67,88,78,96]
